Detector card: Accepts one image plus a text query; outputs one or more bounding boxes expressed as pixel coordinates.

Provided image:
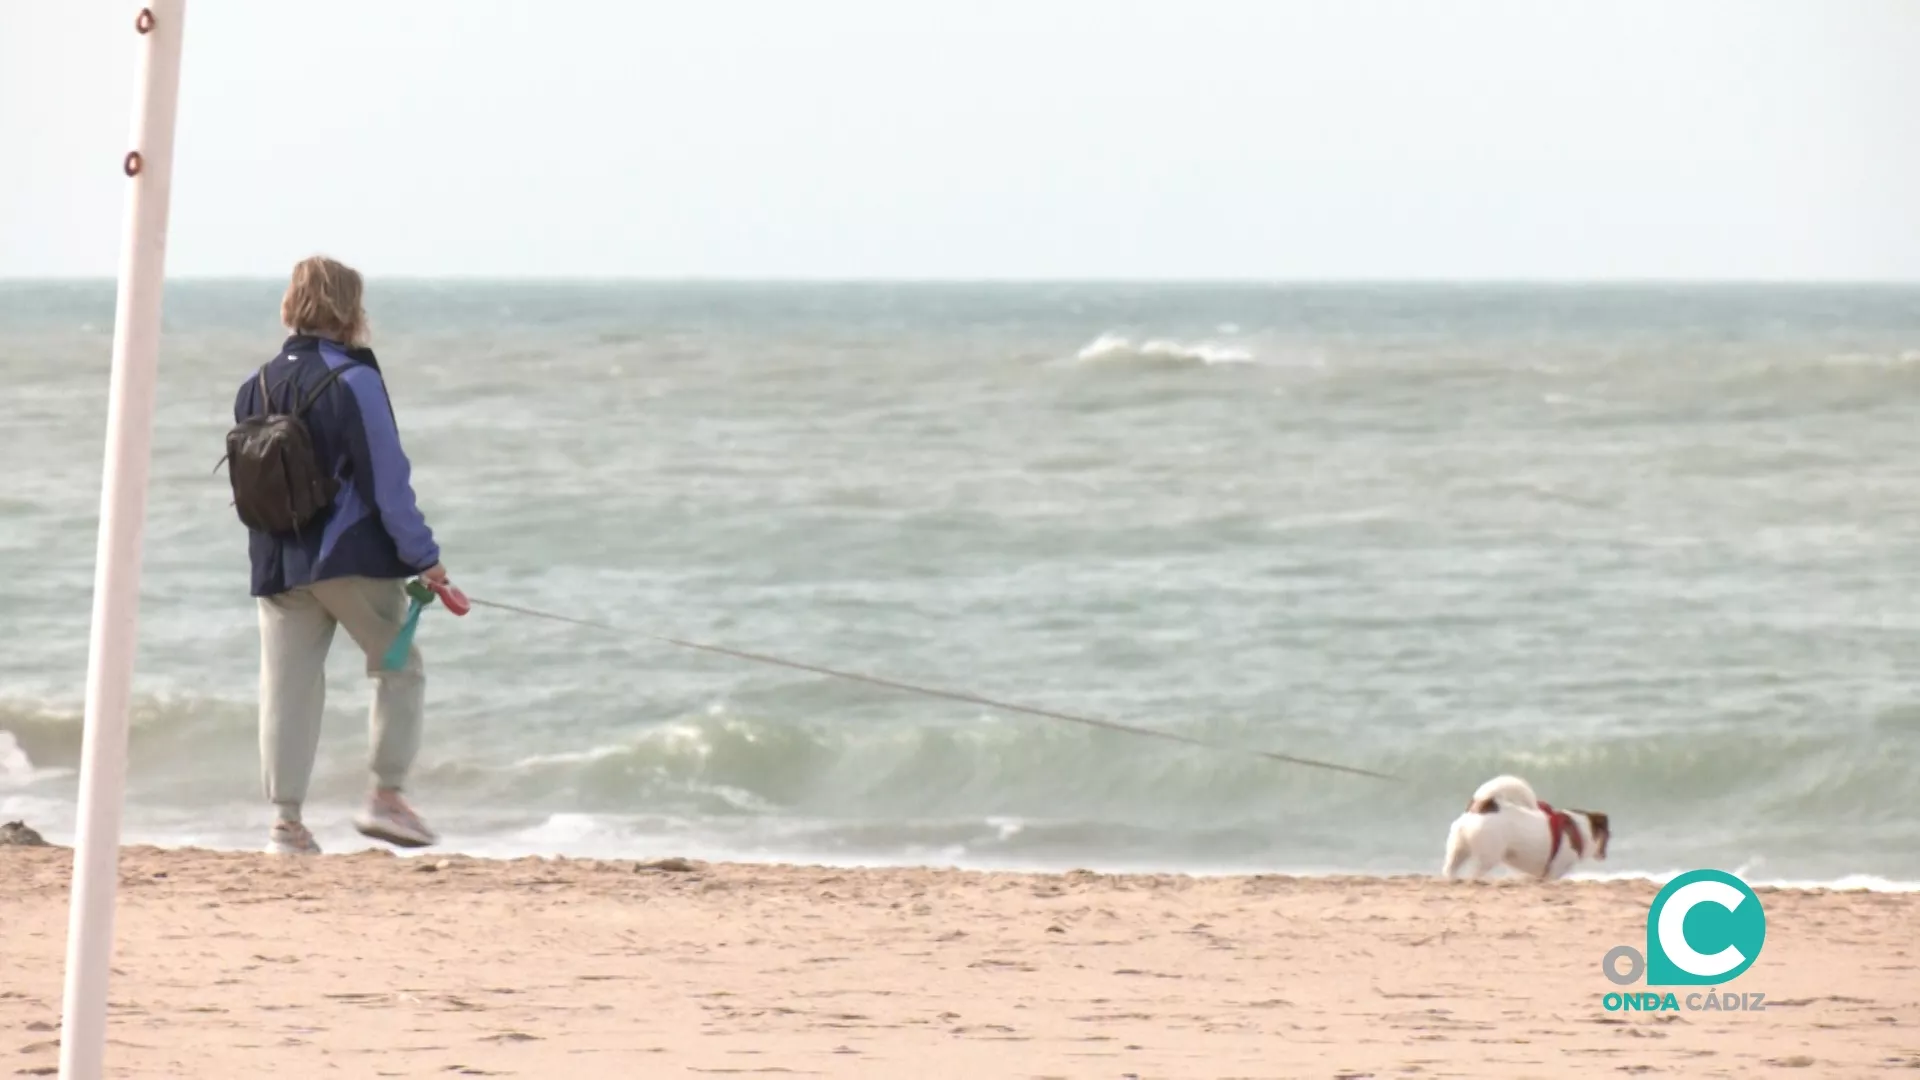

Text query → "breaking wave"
[3,694,1915,882]
[1074,332,1255,366]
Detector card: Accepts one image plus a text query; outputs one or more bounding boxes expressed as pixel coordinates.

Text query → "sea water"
[2,281,1917,885]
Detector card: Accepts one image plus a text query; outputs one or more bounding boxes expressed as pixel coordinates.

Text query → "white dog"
[1442,774,1610,881]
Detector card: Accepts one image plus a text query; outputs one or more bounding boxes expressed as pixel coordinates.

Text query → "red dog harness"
[1537,801,1585,865]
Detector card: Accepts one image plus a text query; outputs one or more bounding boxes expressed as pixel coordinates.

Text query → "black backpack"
[220,362,356,535]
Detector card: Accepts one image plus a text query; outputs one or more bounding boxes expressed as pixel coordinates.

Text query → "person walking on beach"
[225,255,447,856]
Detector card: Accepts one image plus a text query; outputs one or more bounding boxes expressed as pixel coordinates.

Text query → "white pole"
[58,3,186,1079]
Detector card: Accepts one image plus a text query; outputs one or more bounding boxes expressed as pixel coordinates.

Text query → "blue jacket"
[234,335,441,597]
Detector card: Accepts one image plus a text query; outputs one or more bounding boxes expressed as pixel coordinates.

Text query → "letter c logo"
[1657,879,1747,977]
[1645,869,1766,986]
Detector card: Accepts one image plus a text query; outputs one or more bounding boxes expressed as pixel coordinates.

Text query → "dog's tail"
[1468,774,1540,814]
[1442,819,1475,878]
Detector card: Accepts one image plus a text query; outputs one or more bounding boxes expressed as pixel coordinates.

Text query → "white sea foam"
[1565,867,1920,894]
[0,731,33,785]
[0,731,65,789]
[1074,332,1254,366]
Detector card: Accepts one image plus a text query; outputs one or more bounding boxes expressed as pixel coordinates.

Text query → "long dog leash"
[384,578,1399,782]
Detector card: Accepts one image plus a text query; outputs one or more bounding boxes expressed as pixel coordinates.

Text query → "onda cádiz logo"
[1600,869,1769,1013]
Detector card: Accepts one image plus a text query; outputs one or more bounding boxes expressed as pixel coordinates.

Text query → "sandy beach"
[3,846,1916,1079]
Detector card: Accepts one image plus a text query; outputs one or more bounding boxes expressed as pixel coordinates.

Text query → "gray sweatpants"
[257,575,424,823]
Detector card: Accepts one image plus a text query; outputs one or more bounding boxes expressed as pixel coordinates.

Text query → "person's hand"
[420,563,449,586]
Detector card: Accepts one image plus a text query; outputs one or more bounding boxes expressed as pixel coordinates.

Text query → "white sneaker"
[353,791,438,849]
[267,820,321,856]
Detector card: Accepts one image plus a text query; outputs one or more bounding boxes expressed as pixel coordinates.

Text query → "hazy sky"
[6,0,1919,280]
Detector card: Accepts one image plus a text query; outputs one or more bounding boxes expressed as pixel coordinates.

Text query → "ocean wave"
[0,695,253,772]
[0,730,66,789]
[5,693,1915,879]
[6,694,1904,819]
[1073,332,1255,366]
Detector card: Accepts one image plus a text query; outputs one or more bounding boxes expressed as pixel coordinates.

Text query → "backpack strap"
[252,359,360,418]
[294,361,359,416]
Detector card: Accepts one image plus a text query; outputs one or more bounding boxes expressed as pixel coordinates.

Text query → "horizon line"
[7,274,1920,287]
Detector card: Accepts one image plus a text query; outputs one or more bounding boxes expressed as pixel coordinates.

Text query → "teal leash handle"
[382,579,437,671]
[381,578,470,671]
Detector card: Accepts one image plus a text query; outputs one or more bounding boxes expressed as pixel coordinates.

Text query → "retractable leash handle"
[381,576,470,671]
[428,577,471,616]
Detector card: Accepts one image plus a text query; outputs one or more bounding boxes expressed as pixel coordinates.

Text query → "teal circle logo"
[1645,869,1767,986]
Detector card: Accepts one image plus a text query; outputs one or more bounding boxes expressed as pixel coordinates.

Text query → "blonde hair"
[280,255,369,346]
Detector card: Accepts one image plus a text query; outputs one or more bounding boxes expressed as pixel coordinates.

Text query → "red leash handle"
[428,578,471,616]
